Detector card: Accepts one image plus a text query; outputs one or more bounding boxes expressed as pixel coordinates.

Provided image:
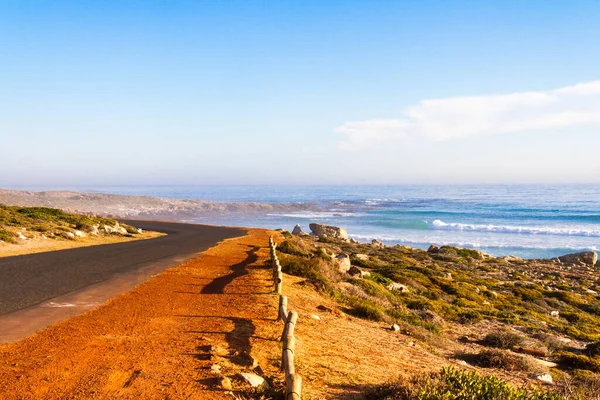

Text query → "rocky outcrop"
[558,251,598,266]
[371,239,385,248]
[309,223,348,240]
[353,254,369,261]
[292,224,303,235]
[103,223,128,235]
[427,244,439,253]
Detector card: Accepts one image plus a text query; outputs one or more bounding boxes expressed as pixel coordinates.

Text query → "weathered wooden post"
[278,295,288,321]
[276,270,283,294]
[281,311,298,341]
[273,255,279,283]
[282,334,295,374]
[286,374,302,400]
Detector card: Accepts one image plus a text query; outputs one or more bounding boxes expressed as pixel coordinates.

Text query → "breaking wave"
[432,220,600,237]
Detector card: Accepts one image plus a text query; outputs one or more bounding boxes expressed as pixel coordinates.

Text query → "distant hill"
[0,189,318,220]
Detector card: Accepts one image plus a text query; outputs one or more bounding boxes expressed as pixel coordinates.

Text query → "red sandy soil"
[0,229,278,399]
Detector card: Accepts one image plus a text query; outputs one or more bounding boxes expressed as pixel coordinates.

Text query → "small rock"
[64,232,75,240]
[533,373,553,384]
[292,224,303,235]
[353,254,369,261]
[74,230,87,238]
[550,310,560,318]
[311,314,321,321]
[387,282,409,293]
[347,266,364,277]
[17,232,27,240]
[444,272,453,280]
[210,364,222,374]
[235,372,270,389]
[137,228,143,234]
[216,376,233,390]
[349,238,359,244]
[391,324,400,331]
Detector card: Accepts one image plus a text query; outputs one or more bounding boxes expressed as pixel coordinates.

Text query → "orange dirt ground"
[0,228,280,399]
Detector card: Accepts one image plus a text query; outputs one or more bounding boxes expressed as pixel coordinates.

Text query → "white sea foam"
[432,219,600,237]
[349,234,598,252]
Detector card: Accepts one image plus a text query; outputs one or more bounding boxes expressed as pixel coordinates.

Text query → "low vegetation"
[275,232,600,398]
[368,367,563,400]
[0,204,140,244]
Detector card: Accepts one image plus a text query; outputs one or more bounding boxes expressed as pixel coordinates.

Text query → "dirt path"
[0,228,278,399]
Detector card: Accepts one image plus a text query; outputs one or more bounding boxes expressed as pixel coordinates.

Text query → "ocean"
[71,184,600,260]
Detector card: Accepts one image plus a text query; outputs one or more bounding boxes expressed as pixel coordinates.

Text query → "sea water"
[75,184,600,260]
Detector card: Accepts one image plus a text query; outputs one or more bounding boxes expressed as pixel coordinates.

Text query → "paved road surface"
[0,221,245,315]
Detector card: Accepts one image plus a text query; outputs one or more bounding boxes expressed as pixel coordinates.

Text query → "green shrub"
[279,257,326,285]
[482,331,525,349]
[457,310,483,324]
[586,342,600,357]
[0,228,16,243]
[556,351,600,373]
[346,299,385,321]
[470,349,536,372]
[367,366,562,399]
[277,240,310,257]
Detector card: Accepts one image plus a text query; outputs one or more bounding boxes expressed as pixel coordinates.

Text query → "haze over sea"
[58,185,600,260]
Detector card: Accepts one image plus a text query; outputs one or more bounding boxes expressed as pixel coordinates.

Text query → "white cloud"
[335,81,600,150]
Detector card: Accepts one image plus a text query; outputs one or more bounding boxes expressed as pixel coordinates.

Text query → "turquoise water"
[60,185,600,259]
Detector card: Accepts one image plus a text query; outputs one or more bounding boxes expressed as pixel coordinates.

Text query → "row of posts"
[269,236,302,400]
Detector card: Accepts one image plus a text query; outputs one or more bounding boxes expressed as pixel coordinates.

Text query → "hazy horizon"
[2,1,600,186]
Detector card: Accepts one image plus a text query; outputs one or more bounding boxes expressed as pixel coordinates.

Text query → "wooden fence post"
[282,334,295,375]
[276,271,283,294]
[278,295,288,321]
[286,374,302,400]
[281,311,298,341]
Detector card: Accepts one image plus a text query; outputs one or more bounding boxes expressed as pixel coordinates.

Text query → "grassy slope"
[275,231,600,399]
[0,205,158,257]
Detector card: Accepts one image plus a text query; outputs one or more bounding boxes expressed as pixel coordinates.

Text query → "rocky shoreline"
[297,222,599,267]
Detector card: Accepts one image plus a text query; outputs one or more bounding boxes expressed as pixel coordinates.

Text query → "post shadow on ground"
[200,245,260,295]
[180,316,275,367]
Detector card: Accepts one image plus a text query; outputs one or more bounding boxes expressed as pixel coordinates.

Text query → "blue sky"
[1,1,599,186]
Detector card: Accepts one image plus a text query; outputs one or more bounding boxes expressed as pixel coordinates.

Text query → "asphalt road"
[0,221,245,315]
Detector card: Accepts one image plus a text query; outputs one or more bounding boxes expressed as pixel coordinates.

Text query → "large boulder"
[309,223,348,240]
[334,253,351,273]
[558,251,598,266]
